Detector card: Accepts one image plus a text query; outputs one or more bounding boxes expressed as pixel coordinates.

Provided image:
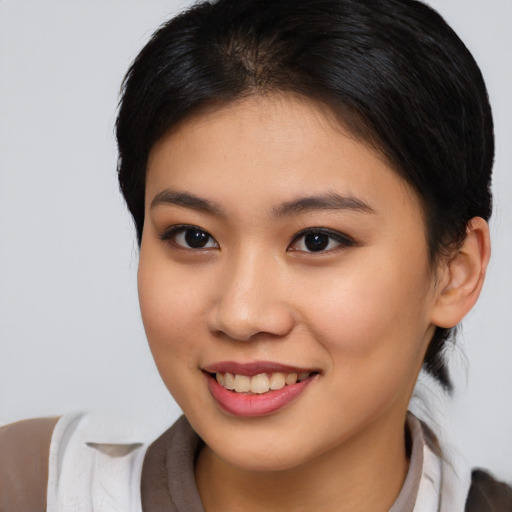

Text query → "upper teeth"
[216,372,311,394]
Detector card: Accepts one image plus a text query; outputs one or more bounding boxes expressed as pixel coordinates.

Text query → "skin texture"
[138,94,490,512]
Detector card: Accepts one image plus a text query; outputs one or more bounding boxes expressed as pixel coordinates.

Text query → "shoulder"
[0,416,59,512]
[466,468,512,512]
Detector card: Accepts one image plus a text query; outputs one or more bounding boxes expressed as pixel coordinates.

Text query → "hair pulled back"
[116,0,494,390]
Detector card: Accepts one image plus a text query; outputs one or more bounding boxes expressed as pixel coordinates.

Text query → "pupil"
[185,229,209,248]
[305,233,329,252]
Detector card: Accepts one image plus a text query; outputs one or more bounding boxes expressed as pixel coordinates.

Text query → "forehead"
[145,94,421,220]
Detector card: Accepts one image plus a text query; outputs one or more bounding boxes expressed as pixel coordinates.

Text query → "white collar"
[395,413,472,512]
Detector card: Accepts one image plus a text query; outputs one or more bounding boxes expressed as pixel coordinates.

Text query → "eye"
[160,225,218,249]
[288,228,355,253]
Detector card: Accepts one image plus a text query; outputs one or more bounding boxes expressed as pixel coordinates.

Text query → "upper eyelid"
[159,224,211,239]
[290,227,355,245]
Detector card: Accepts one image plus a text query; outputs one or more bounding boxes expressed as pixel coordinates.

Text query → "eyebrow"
[272,192,376,217]
[150,190,225,216]
[150,189,375,218]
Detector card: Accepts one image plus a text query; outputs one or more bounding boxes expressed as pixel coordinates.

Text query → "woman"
[1,0,511,510]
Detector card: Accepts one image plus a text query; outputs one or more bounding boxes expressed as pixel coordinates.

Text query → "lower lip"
[205,373,315,417]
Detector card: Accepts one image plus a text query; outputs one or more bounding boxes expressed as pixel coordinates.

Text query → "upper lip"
[202,361,319,376]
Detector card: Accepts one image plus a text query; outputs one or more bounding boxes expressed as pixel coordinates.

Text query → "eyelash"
[288,228,356,253]
[159,225,355,253]
[159,224,218,250]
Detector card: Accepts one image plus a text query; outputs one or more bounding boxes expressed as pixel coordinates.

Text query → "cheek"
[296,251,433,373]
[137,250,206,380]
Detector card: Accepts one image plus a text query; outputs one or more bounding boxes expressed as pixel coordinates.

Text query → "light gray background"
[1,0,511,480]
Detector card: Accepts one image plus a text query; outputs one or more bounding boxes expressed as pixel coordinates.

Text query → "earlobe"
[430,217,491,329]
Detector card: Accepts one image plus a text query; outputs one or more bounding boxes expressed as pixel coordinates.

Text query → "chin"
[213,441,315,473]
[191,413,327,473]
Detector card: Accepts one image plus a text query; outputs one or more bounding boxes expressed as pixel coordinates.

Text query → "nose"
[206,251,295,342]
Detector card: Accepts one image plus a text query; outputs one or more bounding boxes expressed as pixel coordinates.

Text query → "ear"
[430,217,491,328]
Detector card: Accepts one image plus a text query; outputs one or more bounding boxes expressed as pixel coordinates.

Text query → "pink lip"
[204,370,317,418]
[203,360,315,377]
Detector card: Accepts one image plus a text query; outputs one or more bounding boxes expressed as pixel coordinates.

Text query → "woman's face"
[139,94,441,471]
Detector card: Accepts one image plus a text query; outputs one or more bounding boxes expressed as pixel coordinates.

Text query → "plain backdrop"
[1,0,511,480]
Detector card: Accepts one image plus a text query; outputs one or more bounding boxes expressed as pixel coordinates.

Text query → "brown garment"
[0,417,58,512]
[1,414,511,511]
[141,415,205,512]
[466,469,512,512]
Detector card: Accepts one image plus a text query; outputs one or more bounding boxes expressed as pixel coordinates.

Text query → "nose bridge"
[208,245,293,341]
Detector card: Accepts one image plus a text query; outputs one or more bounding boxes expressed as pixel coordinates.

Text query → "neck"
[195,410,410,512]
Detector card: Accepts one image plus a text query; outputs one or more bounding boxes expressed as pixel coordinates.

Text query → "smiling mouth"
[203,363,320,416]
[210,371,317,395]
